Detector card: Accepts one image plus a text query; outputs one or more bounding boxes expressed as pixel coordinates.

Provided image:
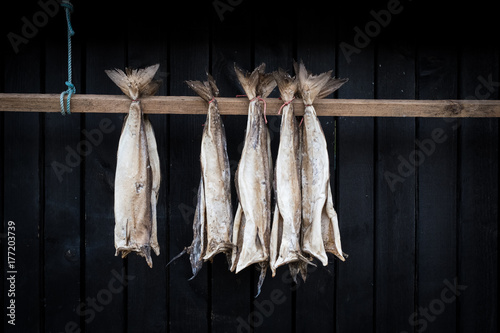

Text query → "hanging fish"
[231,63,276,297]
[168,74,234,279]
[270,69,313,283]
[106,64,161,268]
[294,60,348,266]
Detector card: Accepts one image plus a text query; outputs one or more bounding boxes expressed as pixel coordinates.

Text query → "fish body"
[200,99,234,261]
[114,101,154,266]
[232,99,272,273]
[107,64,162,268]
[294,61,348,266]
[300,104,332,265]
[169,75,233,279]
[231,63,276,296]
[269,70,307,280]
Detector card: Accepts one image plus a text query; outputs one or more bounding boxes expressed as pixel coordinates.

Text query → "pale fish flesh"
[106,64,161,268]
[270,69,311,282]
[294,60,348,266]
[168,74,234,278]
[231,63,276,296]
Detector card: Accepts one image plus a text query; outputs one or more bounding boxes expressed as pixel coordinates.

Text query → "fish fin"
[324,185,345,261]
[166,247,188,267]
[294,60,347,104]
[230,204,244,272]
[143,247,153,268]
[185,72,219,102]
[255,262,268,298]
[105,64,161,100]
[269,204,281,277]
[297,252,317,267]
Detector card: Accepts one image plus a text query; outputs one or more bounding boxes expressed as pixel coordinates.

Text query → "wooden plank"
[458,47,498,333]
[167,2,210,331]
[210,4,254,332]
[2,93,500,117]
[375,40,417,333]
[336,1,376,330]
[42,24,83,332]
[416,45,459,333]
[2,31,42,332]
[82,2,127,331]
[295,6,338,331]
[125,6,168,333]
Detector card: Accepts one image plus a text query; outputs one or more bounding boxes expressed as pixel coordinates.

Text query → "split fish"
[106,64,161,268]
[231,63,276,297]
[168,74,234,279]
[294,60,348,266]
[270,69,312,282]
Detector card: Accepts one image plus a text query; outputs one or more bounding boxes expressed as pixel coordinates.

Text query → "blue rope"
[60,1,75,115]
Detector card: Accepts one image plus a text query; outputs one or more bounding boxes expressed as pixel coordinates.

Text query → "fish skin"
[300,104,332,266]
[200,99,234,262]
[232,99,272,273]
[190,177,207,278]
[107,64,162,268]
[168,74,234,277]
[269,69,306,279]
[114,101,154,267]
[144,115,161,256]
[231,63,275,296]
[295,60,348,266]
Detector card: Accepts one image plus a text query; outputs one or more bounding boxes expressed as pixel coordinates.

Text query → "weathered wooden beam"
[1,93,500,117]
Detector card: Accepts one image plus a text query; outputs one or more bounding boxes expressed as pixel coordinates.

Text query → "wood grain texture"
[2,93,500,117]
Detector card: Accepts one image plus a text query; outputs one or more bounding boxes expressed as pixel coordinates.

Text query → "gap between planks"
[1,93,500,117]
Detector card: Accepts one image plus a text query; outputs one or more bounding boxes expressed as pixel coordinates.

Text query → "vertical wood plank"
[126,6,168,333]
[210,4,254,332]
[336,1,376,330]
[375,39,416,333]
[167,3,210,332]
[416,45,458,333]
[295,4,339,332]
[458,46,498,333]
[83,2,127,331]
[42,14,83,332]
[2,19,42,332]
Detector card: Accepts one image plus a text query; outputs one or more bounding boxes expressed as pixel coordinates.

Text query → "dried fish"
[231,63,276,296]
[270,69,311,282]
[168,74,234,279]
[106,64,161,268]
[294,60,348,266]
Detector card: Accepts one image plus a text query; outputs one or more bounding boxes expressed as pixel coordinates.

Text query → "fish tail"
[105,64,161,100]
[272,68,297,102]
[234,63,277,100]
[293,60,348,105]
[185,73,219,103]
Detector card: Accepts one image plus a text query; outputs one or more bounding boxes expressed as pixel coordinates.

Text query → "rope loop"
[250,96,267,124]
[60,0,75,115]
[278,97,295,115]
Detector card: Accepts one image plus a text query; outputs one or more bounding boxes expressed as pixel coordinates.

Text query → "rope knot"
[59,0,75,115]
[250,96,267,124]
[278,97,295,115]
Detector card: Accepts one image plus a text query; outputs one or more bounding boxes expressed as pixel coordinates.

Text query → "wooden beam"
[1,93,500,117]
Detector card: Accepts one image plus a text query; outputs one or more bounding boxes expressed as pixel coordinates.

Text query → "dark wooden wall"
[1,1,498,332]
